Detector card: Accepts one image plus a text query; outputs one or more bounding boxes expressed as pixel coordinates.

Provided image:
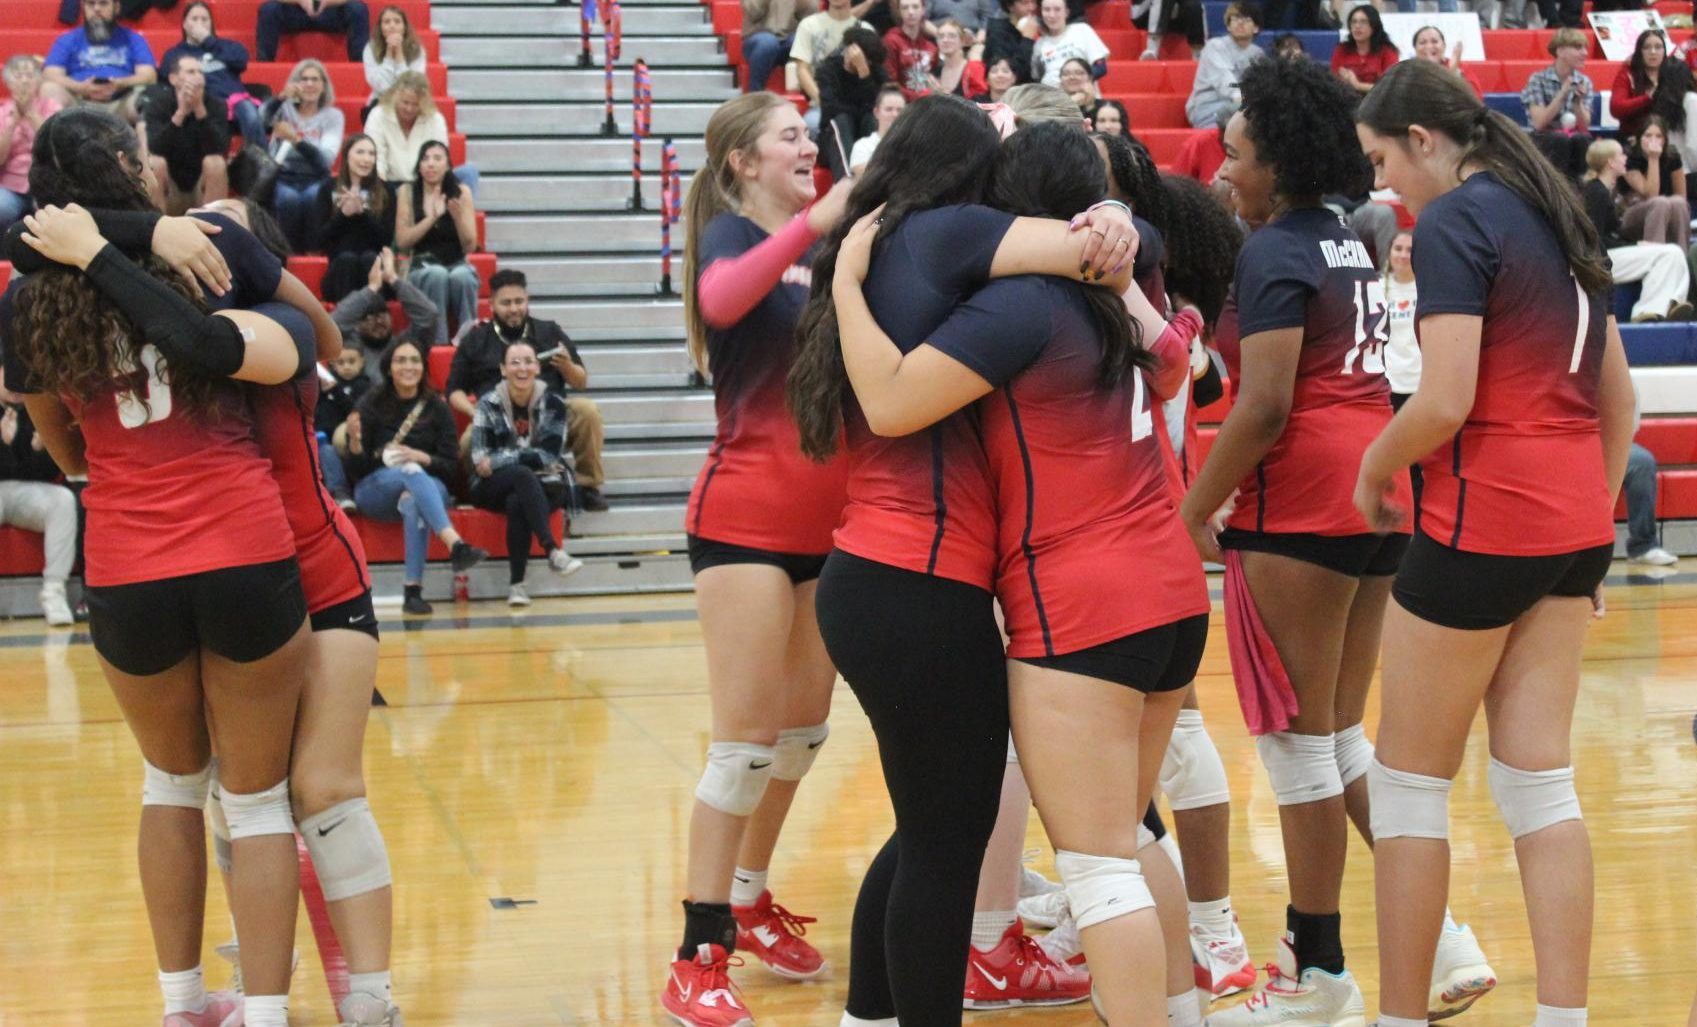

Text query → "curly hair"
[1157,172,1244,326]
[1237,57,1372,201]
[1100,132,1168,236]
[17,108,230,421]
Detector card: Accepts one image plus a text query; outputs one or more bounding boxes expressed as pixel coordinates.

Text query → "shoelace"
[698,952,748,999]
[760,901,817,939]
[1012,931,1074,988]
[1242,962,1299,1009]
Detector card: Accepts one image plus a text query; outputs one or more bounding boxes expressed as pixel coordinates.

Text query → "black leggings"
[815,550,1010,1025]
[469,464,567,584]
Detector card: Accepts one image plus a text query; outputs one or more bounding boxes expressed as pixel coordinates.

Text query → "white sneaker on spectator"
[1019,855,1062,899]
[1036,907,1084,966]
[1628,547,1678,566]
[549,548,585,577]
[1018,888,1068,930]
[39,581,74,627]
[508,584,531,607]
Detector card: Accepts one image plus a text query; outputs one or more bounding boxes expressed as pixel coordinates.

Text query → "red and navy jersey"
[1214,208,1411,536]
[1412,172,1614,555]
[928,275,1210,657]
[686,214,849,555]
[832,204,1017,590]
[1132,215,1167,314]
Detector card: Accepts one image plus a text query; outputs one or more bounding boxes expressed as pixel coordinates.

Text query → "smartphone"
[536,346,565,361]
[91,76,111,84]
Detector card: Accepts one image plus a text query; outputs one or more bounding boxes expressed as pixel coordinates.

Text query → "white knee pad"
[1488,758,1582,840]
[1256,732,1344,806]
[694,741,777,816]
[1334,723,1375,789]
[142,759,214,809]
[1367,759,1452,841]
[771,723,829,782]
[219,777,295,840]
[206,777,233,874]
[1160,709,1231,811]
[1055,849,1155,930]
[300,798,393,902]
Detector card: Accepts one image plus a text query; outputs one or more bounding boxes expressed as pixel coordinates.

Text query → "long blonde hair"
[369,4,424,65]
[382,70,437,120]
[683,91,791,374]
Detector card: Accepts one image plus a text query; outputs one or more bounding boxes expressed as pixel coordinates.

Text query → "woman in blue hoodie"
[162,2,265,144]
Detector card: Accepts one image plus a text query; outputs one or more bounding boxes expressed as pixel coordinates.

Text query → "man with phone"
[42,0,158,122]
[448,268,610,512]
[256,0,372,61]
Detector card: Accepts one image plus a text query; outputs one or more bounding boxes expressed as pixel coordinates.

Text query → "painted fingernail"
[1079,263,1089,275]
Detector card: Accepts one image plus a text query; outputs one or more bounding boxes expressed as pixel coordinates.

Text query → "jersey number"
[1342,279,1389,375]
[1130,368,1154,442]
[115,344,175,429]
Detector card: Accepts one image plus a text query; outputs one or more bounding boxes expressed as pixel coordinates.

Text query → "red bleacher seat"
[351,508,566,564]
[428,344,454,391]
[0,527,45,577]
[0,0,435,33]
[1087,0,1133,30]
[245,61,448,98]
[291,251,498,299]
[1657,468,1697,519]
[1104,91,1187,128]
[1099,60,1193,94]
[1638,418,1697,467]
[1133,127,1195,165]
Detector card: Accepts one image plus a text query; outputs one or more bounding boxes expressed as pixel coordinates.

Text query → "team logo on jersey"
[781,264,813,289]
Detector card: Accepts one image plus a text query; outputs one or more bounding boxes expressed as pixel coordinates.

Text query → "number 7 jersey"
[1213,207,1411,537]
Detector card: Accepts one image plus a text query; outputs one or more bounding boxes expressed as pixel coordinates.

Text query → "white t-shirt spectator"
[1383,274,1421,395]
[849,130,881,171]
[1031,23,1108,86]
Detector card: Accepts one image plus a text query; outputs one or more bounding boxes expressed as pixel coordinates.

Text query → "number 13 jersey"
[1214,207,1410,537]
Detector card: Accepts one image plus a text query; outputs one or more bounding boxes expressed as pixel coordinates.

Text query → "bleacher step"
[449,67,734,101]
[432,4,712,34]
[500,256,673,295]
[572,502,690,535]
[604,420,714,441]
[443,34,724,65]
[530,299,684,339]
[458,100,721,136]
[578,344,693,376]
[478,175,656,213]
[486,212,690,252]
[593,391,714,424]
[470,137,706,173]
[601,444,711,479]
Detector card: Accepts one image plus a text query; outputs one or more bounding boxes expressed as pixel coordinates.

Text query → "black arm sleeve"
[4,209,162,274]
[1192,349,1225,409]
[82,244,249,377]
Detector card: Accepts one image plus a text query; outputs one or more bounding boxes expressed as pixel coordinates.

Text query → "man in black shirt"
[142,53,229,215]
[448,268,609,510]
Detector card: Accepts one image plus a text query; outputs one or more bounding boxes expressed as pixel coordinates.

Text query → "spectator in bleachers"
[849,82,905,171]
[468,341,586,606]
[1532,0,1582,29]
[256,0,372,63]
[930,0,998,38]
[791,0,875,131]
[930,18,986,96]
[1619,117,1691,250]
[1330,4,1396,95]
[1094,98,1127,135]
[0,380,78,626]
[983,0,1037,84]
[397,140,479,342]
[1522,27,1594,178]
[740,0,820,93]
[0,58,62,234]
[449,268,609,511]
[264,57,344,251]
[1271,31,1307,61]
[1186,0,1263,128]
[41,0,158,121]
[344,338,487,615]
[1030,0,1107,87]
[817,27,889,176]
[972,55,1018,100]
[1133,0,1205,61]
[142,54,230,215]
[316,342,371,509]
[332,247,441,368]
[364,71,479,192]
[163,2,265,144]
[884,0,940,99]
[364,5,428,109]
[1057,57,1100,118]
[1410,25,1482,98]
[316,133,396,302]
[1611,29,1691,146]
[1581,138,1694,323]
[1624,389,1679,566]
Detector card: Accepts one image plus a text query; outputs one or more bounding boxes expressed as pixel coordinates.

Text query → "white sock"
[1377,1016,1427,1027]
[1167,991,1203,1027]
[730,866,768,908]
[158,966,208,1015]
[1188,897,1235,937]
[971,911,1017,951]
[347,969,392,1004]
[244,994,289,1027]
[1534,1004,1588,1026]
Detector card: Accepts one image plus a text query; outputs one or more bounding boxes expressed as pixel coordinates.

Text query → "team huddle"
[666,52,1629,1027]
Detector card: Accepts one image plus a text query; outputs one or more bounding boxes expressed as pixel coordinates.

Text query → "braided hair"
[1099,131,1169,236]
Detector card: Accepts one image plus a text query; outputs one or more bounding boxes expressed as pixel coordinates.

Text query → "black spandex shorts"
[687,534,828,584]
[1017,612,1210,693]
[1393,531,1614,631]
[1219,528,1409,578]
[309,589,380,640]
[87,557,307,676]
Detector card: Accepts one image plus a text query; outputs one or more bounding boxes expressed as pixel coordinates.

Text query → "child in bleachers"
[317,343,372,509]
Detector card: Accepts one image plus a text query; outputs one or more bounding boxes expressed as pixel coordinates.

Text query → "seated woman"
[932,18,988,97]
[1610,29,1691,146]
[364,71,477,192]
[972,55,1019,102]
[1030,0,1108,87]
[364,5,429,119]
[1410,25,1482,98]
[345,338,488,615]
[315,133,396,303]
[0,380,79,626]
[1584,139,1694,323]
[1622,114,1690,249]
[263,58,344,252]
[467,340,585,606]
[1331,4,1397,95]
[162,2,264,143]
[1057,58,1101,121]
[396,140,480,343]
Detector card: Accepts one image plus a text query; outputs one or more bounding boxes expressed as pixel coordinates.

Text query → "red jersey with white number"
[1410,172,1613,555]
[928,276,1209,657]
[1213,208,1411,536]
[250,373,371,612]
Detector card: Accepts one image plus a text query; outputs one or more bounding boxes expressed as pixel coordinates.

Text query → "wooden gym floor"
[1,568,1694,1026]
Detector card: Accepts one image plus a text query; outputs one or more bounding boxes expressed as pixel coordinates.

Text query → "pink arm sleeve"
[696,215,821,329]
[1146,308,1204,403]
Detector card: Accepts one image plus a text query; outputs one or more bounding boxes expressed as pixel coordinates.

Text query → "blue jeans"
[273,177,326,254]
[1395,0,1457,9]
[0,187,30,234]
[232,98,266,145]
[318,437,350,495]
[1624,442,1659,556]
[743,31,792,92]
[256,0,371,60]
[409,262,480,343]
[354,466,453,584]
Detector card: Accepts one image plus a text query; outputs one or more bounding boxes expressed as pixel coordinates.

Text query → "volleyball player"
[3,111,320,1027]
[1355,58,1635,1027]
[663,91,855,1027]
[1178,58,1406,1027]
[788,94,1140,1025]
